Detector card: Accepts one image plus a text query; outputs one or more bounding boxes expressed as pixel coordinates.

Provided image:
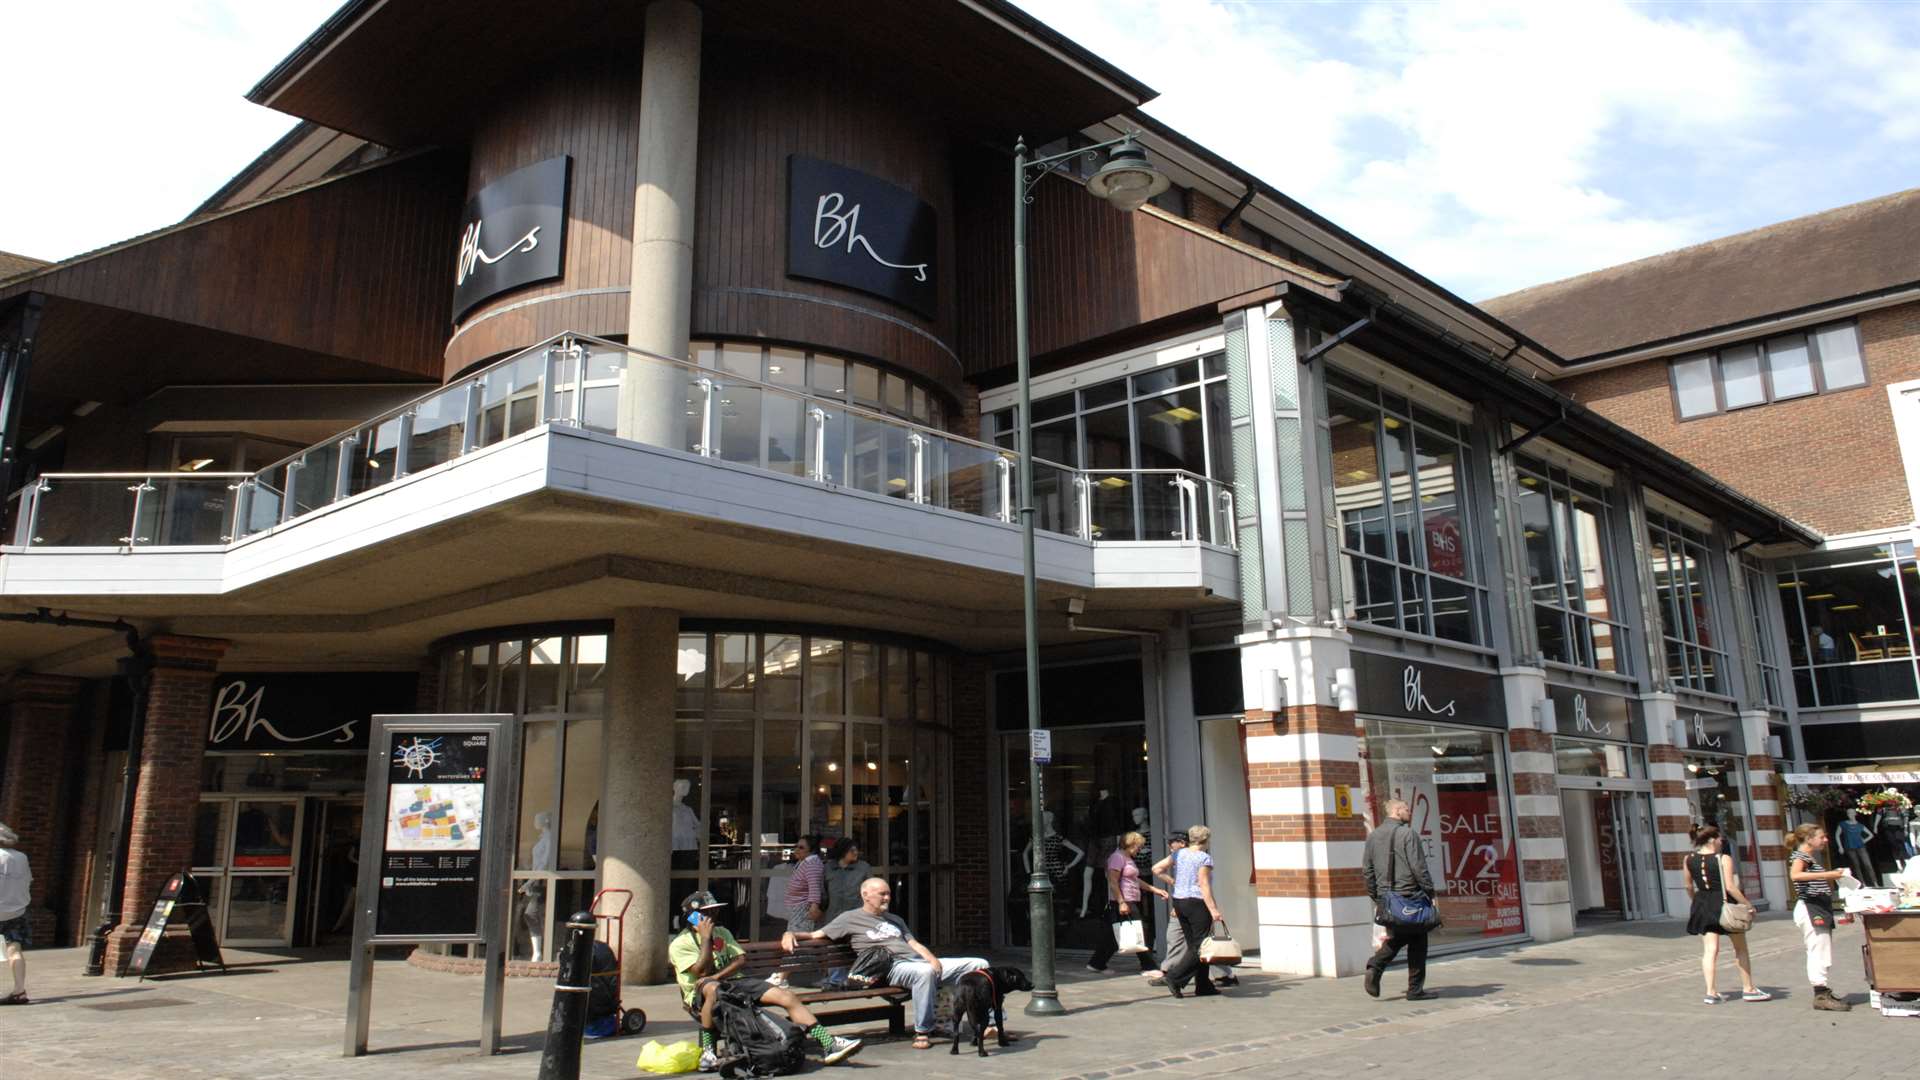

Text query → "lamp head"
[1086,141,1169,212]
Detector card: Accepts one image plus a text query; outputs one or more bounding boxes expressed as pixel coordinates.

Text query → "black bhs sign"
[453,156,570,321]
[787,156,937,319]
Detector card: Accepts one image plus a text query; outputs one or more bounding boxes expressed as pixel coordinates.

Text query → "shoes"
[1193,986,1221,997]
[698,1047,719,1073]
[1363,968,1382,998]
[1702,995,1721,1005]
[1812,986,1852,1012]
[1406,989,1438,1001]
[1146,977,1167,986]
[821,1036,863,1064]
[1140,969,1163,978]
[1167,982,1185,999]
[1085,963,1107,973]
[1741,989,1771,1002]
[1214,974,1240,987]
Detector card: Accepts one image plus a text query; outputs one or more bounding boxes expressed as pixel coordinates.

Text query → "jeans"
[1164,897,1216,993]
[888,956,994,1034]
[1088,897,1157,971]
[1794,900,1833,986]
[1367,926,1429,992]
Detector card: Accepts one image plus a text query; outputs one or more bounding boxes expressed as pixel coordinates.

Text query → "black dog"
[949,966,1033,1057]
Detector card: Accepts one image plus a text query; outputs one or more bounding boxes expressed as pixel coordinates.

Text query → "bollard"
[537,910,598,1080]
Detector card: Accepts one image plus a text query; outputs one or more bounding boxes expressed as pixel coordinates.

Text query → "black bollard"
[537,910,598,1080]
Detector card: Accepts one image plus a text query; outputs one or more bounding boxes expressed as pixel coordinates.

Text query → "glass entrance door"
[224,799,302,946]
[1562,786,1663,923]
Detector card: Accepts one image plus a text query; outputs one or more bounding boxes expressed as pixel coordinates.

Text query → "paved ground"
[1,915,1909,1080]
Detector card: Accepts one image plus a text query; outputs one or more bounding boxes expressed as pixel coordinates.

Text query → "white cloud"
[0,1,339,261]
[1016,0,1793,298]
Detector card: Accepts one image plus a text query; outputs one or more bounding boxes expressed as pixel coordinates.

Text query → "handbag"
[1197,919,1242,965]
[1112,918,1147,954]
[1718,901,1755,933]
[1378,824,1441,931]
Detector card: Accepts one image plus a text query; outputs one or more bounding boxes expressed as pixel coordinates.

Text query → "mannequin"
[1021,810,1085,882]
[1837,810,1879,888]
[670,779,699,869]
[1090,789,1126,841]
[520,812,554,960]
[1869,790,1913,875]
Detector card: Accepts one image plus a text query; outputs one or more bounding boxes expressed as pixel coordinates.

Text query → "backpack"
[713,983,807,1077]
[587,941,620,1022]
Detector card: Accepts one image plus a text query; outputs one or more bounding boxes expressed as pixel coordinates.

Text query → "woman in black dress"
[1684,824,1767,1004]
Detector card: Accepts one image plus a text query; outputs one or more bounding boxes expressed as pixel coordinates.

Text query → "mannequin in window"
[520,812,554,961]
[1021,810,1084,887]
[671,779,699,869]
[1082,790,1127,916]
[1870,792,1913,875]
[1837,810,1878,888]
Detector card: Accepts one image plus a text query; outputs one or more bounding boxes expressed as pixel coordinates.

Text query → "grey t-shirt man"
[819,908,919,965]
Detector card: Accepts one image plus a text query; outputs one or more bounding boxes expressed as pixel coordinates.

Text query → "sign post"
[346,714,519,1057]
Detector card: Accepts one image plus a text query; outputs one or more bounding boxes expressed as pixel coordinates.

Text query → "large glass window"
[693,340,949,433]
[1516,457,1626,673]
[1357,718,1523,944]
[1646,510,1727,694]
[1777,542,1920,708]
[1328,371,1486,644]
[1683,754,1761,899]
[1743,558,1785,710]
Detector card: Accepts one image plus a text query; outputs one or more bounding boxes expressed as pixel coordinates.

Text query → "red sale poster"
[1436,789,1522,936]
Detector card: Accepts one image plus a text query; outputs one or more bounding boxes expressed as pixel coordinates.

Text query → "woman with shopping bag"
[1086,832,1166,974]
[1159,825,1228,999]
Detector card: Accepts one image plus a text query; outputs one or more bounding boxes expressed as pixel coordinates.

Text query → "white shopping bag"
[1113,918,1147,954]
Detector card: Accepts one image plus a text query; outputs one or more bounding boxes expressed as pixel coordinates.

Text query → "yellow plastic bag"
[636,1038,703,1074]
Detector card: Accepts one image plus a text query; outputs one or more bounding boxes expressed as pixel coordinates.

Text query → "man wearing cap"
[669,890,862,1070]
[783,876,996,1051]
[0,823,28,1006]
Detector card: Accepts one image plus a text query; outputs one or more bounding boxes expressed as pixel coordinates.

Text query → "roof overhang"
[248,0,1157,149]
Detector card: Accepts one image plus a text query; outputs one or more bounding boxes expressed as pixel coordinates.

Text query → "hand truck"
[590,888,648,1036]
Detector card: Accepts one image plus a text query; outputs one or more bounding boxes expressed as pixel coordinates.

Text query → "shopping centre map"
[385,783,484,851]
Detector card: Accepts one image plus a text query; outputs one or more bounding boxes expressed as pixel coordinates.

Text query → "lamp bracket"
[1020,132,1144,202]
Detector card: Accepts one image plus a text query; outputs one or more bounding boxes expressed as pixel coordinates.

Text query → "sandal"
[1,992,27,1006]
[911,1035,933,1050]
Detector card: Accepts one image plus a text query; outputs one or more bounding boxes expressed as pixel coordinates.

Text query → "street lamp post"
[1011,132,1167,1017]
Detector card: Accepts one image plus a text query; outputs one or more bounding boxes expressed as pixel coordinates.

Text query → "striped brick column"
[1642,693,1693,917]
[1239,628,1371,977]
[1741,710,1789,909]
[1503,667,1571,941]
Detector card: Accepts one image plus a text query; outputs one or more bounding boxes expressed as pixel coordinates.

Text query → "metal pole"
[1013,138,1064,1017]
[537,910,597,1080]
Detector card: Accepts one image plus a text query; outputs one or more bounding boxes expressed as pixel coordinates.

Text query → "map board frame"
[345,713,519,1057]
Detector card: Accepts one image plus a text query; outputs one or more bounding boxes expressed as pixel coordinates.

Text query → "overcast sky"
[2,1,1916,301]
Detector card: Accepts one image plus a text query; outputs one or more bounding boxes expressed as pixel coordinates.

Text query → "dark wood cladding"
[954,148,1288,381]
[692,49,964,397]
[444,58,641,379]
[0,152,462,380]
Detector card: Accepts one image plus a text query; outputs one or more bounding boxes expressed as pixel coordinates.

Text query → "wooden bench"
[733,939,910,1034]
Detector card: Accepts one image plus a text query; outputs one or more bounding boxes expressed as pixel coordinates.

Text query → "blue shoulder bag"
[1381,825,1440,931]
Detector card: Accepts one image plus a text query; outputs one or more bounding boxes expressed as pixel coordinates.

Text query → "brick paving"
[1,915,1909,1080]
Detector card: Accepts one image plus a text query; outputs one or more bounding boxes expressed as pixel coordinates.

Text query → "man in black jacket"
[1361,799,1438,1001]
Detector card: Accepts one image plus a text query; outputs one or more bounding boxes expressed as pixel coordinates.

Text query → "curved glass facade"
[433,624,952,960]
[694,340,950,432]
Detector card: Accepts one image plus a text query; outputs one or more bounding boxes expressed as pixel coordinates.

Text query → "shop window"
[1328,370,1486,644]
[1778,541,1920,709]
[1684,754,1761,898]
[1356,718,1523,942]
[1552,737,1646,780]
[1516,457,1626,673]
[1645,509,1726,694]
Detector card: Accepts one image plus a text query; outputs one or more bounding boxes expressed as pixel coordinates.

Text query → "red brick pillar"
[1,674,86,945]
[949,655,990,947]
[105,635,229,975]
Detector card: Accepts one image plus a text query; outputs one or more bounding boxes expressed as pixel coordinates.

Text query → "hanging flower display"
[1857,788,1914,814]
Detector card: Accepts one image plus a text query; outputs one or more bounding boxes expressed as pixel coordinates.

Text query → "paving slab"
[0,915,1908,1080]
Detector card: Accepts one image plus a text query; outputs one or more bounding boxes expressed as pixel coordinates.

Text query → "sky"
[2,1,1917,301]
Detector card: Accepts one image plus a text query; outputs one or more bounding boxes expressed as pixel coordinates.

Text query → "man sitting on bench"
[670,891,862,1070]
[782,876,997,1051]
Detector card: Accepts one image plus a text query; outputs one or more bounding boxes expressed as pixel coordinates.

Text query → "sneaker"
[1140,969,1163,978]
[821,1036,863,1065]
[698,1047,720,1073]
[1702,995,1721,1005]
[1406,989,1438,1001]
[1085,963,1107,973]
[1741,989,1771,1002]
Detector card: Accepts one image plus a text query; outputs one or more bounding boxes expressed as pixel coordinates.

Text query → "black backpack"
[713,983,807,1077]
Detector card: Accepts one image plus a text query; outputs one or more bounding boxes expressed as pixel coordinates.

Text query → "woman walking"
[1684,824,1767,1004]
[1787,823,1853,1011]
[1156,824,1224,998]
[1086,832,1166,973]
[820,838,870,988]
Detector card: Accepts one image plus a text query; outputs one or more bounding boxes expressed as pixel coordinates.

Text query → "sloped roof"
[0,250,46,280]
[1480,187,1920,361]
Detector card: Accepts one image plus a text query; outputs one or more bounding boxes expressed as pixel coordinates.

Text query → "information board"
[126,871,224,979]
[375,730,491,938]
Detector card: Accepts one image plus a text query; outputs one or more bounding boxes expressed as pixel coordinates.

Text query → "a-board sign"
[126,871,224,979]
[375,730,493,938]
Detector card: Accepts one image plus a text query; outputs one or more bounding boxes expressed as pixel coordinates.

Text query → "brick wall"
[948,655,991,947]
[105,635,228,976]
[1555,300,1920,535]
[0,675,85,945]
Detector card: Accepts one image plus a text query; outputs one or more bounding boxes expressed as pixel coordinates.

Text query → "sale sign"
[1436,789,1522,936]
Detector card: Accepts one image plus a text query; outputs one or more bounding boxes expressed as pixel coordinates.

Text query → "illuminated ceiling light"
[1831,603,1861,611]
[1519,476,1540,486]
[1806,593,1836,600]
[767,365,783,374]
[180,458,216,472]
[1153,406,1201,423]
[1382,417,1402,429]
[1523,529,1541,539]
[866,761,878,771]
[1778,580,1801,588]
[1098,476,1130,488]
[826,762,838,772]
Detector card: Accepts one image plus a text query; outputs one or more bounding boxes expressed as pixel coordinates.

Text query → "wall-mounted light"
[1333,667,1358,712]
[1534,697,1557,734]
[1254,668,1285,713]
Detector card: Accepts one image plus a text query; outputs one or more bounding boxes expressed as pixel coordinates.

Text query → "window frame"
[1644,509,1729,695]
[1668,319,1869,421]
[1776,541,1920,710]
[1515,455,1631,675]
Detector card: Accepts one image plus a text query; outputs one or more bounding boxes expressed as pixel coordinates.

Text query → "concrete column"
[601,607,678,984]
[1238,627,1373,977]
[1,674,86,945]
[620,0,702,448]
[1741,710,1790,909]
[1502,667,1573,942]
[106,635,229,975]
[1641,692,1693,918]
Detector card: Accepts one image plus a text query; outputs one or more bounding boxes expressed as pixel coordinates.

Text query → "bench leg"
[887,1002,906,1036]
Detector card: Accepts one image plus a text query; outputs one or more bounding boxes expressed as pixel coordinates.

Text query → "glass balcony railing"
[9,333,1239,555]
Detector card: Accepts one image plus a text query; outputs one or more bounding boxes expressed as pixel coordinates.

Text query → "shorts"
[686,975,778,1016]
[0,914,29,947]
